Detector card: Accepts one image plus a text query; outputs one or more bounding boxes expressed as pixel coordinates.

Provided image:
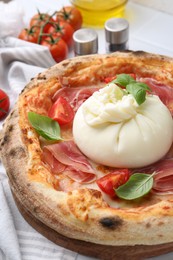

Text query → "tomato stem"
[37,16,53,44]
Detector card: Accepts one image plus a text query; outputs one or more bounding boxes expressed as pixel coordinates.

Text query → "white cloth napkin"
[0,36,96,260]
[0,0,25,39]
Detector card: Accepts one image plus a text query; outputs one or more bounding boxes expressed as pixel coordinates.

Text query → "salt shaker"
[105,18,129,53]
[73,28,98,56]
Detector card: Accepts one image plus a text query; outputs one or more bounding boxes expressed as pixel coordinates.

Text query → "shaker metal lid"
[73,28,98,55]
[105,18,129,44]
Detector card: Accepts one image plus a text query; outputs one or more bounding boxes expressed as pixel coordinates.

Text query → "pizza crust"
[1,51,173,248]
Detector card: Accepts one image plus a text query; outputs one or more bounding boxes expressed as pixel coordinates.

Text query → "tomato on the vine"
[48,96,74,125]
[41,35,68,63]
[18,28,39,43]
[48,20,74,48]
[0,89,10,119]
[96,169,130,197]
[56,6,82,31]
[30,12,55,33]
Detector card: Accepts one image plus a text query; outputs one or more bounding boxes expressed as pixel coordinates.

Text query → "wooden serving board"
[13,191,173,260]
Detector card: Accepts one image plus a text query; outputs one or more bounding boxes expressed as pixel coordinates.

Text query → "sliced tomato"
[96,169,130,197]
[48,96,74,125]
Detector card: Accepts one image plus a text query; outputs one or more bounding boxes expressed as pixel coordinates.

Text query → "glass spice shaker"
[105,18,129,53]
[73,28,98,56]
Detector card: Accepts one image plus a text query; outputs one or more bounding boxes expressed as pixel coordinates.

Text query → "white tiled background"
[127,1,173,57]
[131,0,173,15]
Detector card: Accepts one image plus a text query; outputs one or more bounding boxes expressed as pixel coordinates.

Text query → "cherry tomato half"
[48,96,74,125]
[0,89,10,119]
[96,169,130,197]
[56,6,82,31]
[41,35,68,63]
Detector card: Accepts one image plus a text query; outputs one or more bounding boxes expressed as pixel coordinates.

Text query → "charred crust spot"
[158,234,163,238]
[20,88,26,94]
[9,149,17,157]
[9,146,26,159]
[133,50,146,56]
[8,125,13,132]
[158,221,164,226]
[146,223,151,228]
[100,216,123,230]
[10,110,15,116]
[1,134,9,145]
[62,61,70,67]
[37,75,47,80]
[33,206,40,213]
[0,141,4,146]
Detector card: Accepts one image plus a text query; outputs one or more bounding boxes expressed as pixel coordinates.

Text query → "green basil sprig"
[112,74,151,105]
[116,172,154,200]
[28,112,62,141]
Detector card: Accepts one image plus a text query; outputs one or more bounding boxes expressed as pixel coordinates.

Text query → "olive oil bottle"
[70,0,128,28]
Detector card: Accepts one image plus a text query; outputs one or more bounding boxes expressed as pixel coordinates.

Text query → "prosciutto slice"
[52,86,99,112]
[43,141,96,184]
[153,160,173,193]
[134,159,173,194]
[139,78,173,114]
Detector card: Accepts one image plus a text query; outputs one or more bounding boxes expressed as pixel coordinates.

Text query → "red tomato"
[96,169,130,197]
[48,20,74,48]
[18,28,39,43]
[30,13,55,33]
[56,6,82,31]
[41,35,68,63]
[48,96,74,125]
[0,89,10,119]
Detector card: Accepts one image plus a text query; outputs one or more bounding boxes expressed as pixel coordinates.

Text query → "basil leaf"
[111,73,152,105]
[134,82,151,92]
[28,112,62,141]
[113,74,135,86]
[126,84,146,105]
[116,173,154,200]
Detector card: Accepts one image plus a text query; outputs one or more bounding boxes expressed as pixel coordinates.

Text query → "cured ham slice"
[43,141,96,184]
[52,86,99,112]
[153,159,173,193]
[134,159,173,193]
[139,78,173,114]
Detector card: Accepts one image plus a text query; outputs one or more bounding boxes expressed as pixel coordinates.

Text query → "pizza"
[1,51,173,259]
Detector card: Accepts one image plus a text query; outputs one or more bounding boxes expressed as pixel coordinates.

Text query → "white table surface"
[1,0,173,259]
